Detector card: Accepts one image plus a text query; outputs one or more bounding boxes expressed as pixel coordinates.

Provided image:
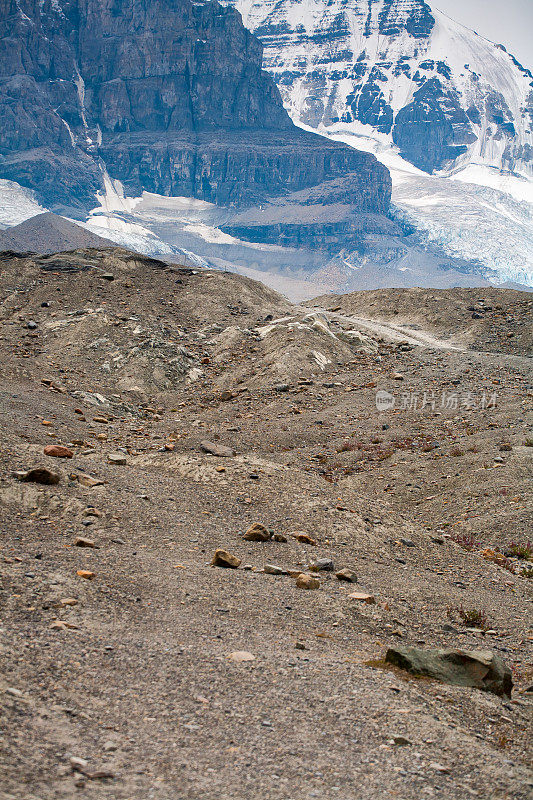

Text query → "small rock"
[311,558,334,572]
[393,373,404,381]
[211,549,241,568]
[336,568,357,583]
[243,523,271,542]
[228,651,255,662]
[430,763,450,775]
[392,736,411,746]
[348,592,376,604]
[14,467,60,485]
[103,741,118,752]
[264,564,284,575]
[70,757,89,771]
[164,443,175,451]
[108,453,127,465]
[200,441,235,458]
[74,537,96,548]
[44,445,73,458]
[74,473,105,487]
[26,320,38,329]
[295,574,320,590]
[272,533,288,543]
[76,570,96,580]
[93,416,109,424]
[291,532,318,546]
[274,383,290,392]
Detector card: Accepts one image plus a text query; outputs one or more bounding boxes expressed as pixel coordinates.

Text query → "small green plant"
[506,541,533,561]
[448,604,488,630]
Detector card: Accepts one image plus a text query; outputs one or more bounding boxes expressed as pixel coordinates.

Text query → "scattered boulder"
[76,570,96,580]
[263,564,284,575]
[310,558,334,572]
[211,549,241,568]
[108,453,127,465]
[228,651,255,662]
[291,532,317,546]
[385,646,513,697]
[295,573,320,590]
[200,441,235,458]
[336,568,357,583]
[44,445,73,458]
[14,467,60,485]
[348,592,376,604]
[243,523,271,542]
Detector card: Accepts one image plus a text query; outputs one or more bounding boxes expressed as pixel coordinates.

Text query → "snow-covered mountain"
[224,0,533,178]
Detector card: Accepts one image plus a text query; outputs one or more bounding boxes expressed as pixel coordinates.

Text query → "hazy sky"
[435,0,532,71]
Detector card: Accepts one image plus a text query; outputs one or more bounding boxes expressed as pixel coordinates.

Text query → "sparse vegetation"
[452,532,480,551]
[448,605,489,630]
[506,541,533,561]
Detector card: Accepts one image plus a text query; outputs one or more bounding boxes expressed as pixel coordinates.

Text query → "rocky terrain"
[0,214,116,255]
[0,247,532,799]
[0,0,389,216]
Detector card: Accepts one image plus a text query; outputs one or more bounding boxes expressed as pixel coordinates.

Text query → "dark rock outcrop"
[385,646,513,697]
[0,0,391,215]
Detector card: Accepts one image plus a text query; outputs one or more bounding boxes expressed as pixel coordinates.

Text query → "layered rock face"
[0,0,391,212]
[224,0,533,176]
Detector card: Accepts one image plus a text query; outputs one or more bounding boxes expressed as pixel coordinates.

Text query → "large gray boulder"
[385,646,513,697]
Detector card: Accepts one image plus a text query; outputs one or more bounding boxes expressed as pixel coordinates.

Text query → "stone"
[200,441,235,458]
[274,383,290,392]
[263,564,284,575]
[108,453,127,465]
[44,445,73,458]
[291,532,318,546]
[311,558,334,572]
[211,549,241,568]
[348,592,376,604]
[272,533,288,542]
[74,473,105,487]
[393,373,404,381]
[74,537,96,548]
[392,736,411,746]
[103,741,118,752]
[70,757,89,771]
[14,467,60,485]
[385,646,513,697]
[295,574,320,590]
[99,273,115,281]
[336,568,357,583]
[93,416,109,424]
[430,763,451,775]
[243,523,271,542]
[228,651,255,662]
[26,320,38,329]
[76,570,96,580]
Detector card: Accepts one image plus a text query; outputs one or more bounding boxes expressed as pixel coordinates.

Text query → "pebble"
[200,441,235,458]
[295,574,320,590]
[243,523,271,542]
[103,741,118,752]
[44,445,73,458]
[291,532,318,546]
[76,570,96,580]
[348,592,376,604]
[336,568,357,583]
[211,549,241,568]
[74,537,96,548]
[392,736,411,746]
[311,558,334,572]
[430,762,450,775]
[93,416,109,424]
[14,467,60,485]
[108,453,127,465]
[272,533,288,542]
[263,564,284,575]
[228,651,255,662]
[70,756,89,771]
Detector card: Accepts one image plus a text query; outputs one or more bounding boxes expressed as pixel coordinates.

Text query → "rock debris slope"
[0,248,532,799]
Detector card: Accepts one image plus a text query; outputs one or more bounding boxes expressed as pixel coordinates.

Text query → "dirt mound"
[309,286,533,355]
[0,212,116,254]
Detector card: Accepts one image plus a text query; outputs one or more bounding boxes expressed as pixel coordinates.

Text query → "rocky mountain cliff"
[0,0,390,213]
[224,0,533,177]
